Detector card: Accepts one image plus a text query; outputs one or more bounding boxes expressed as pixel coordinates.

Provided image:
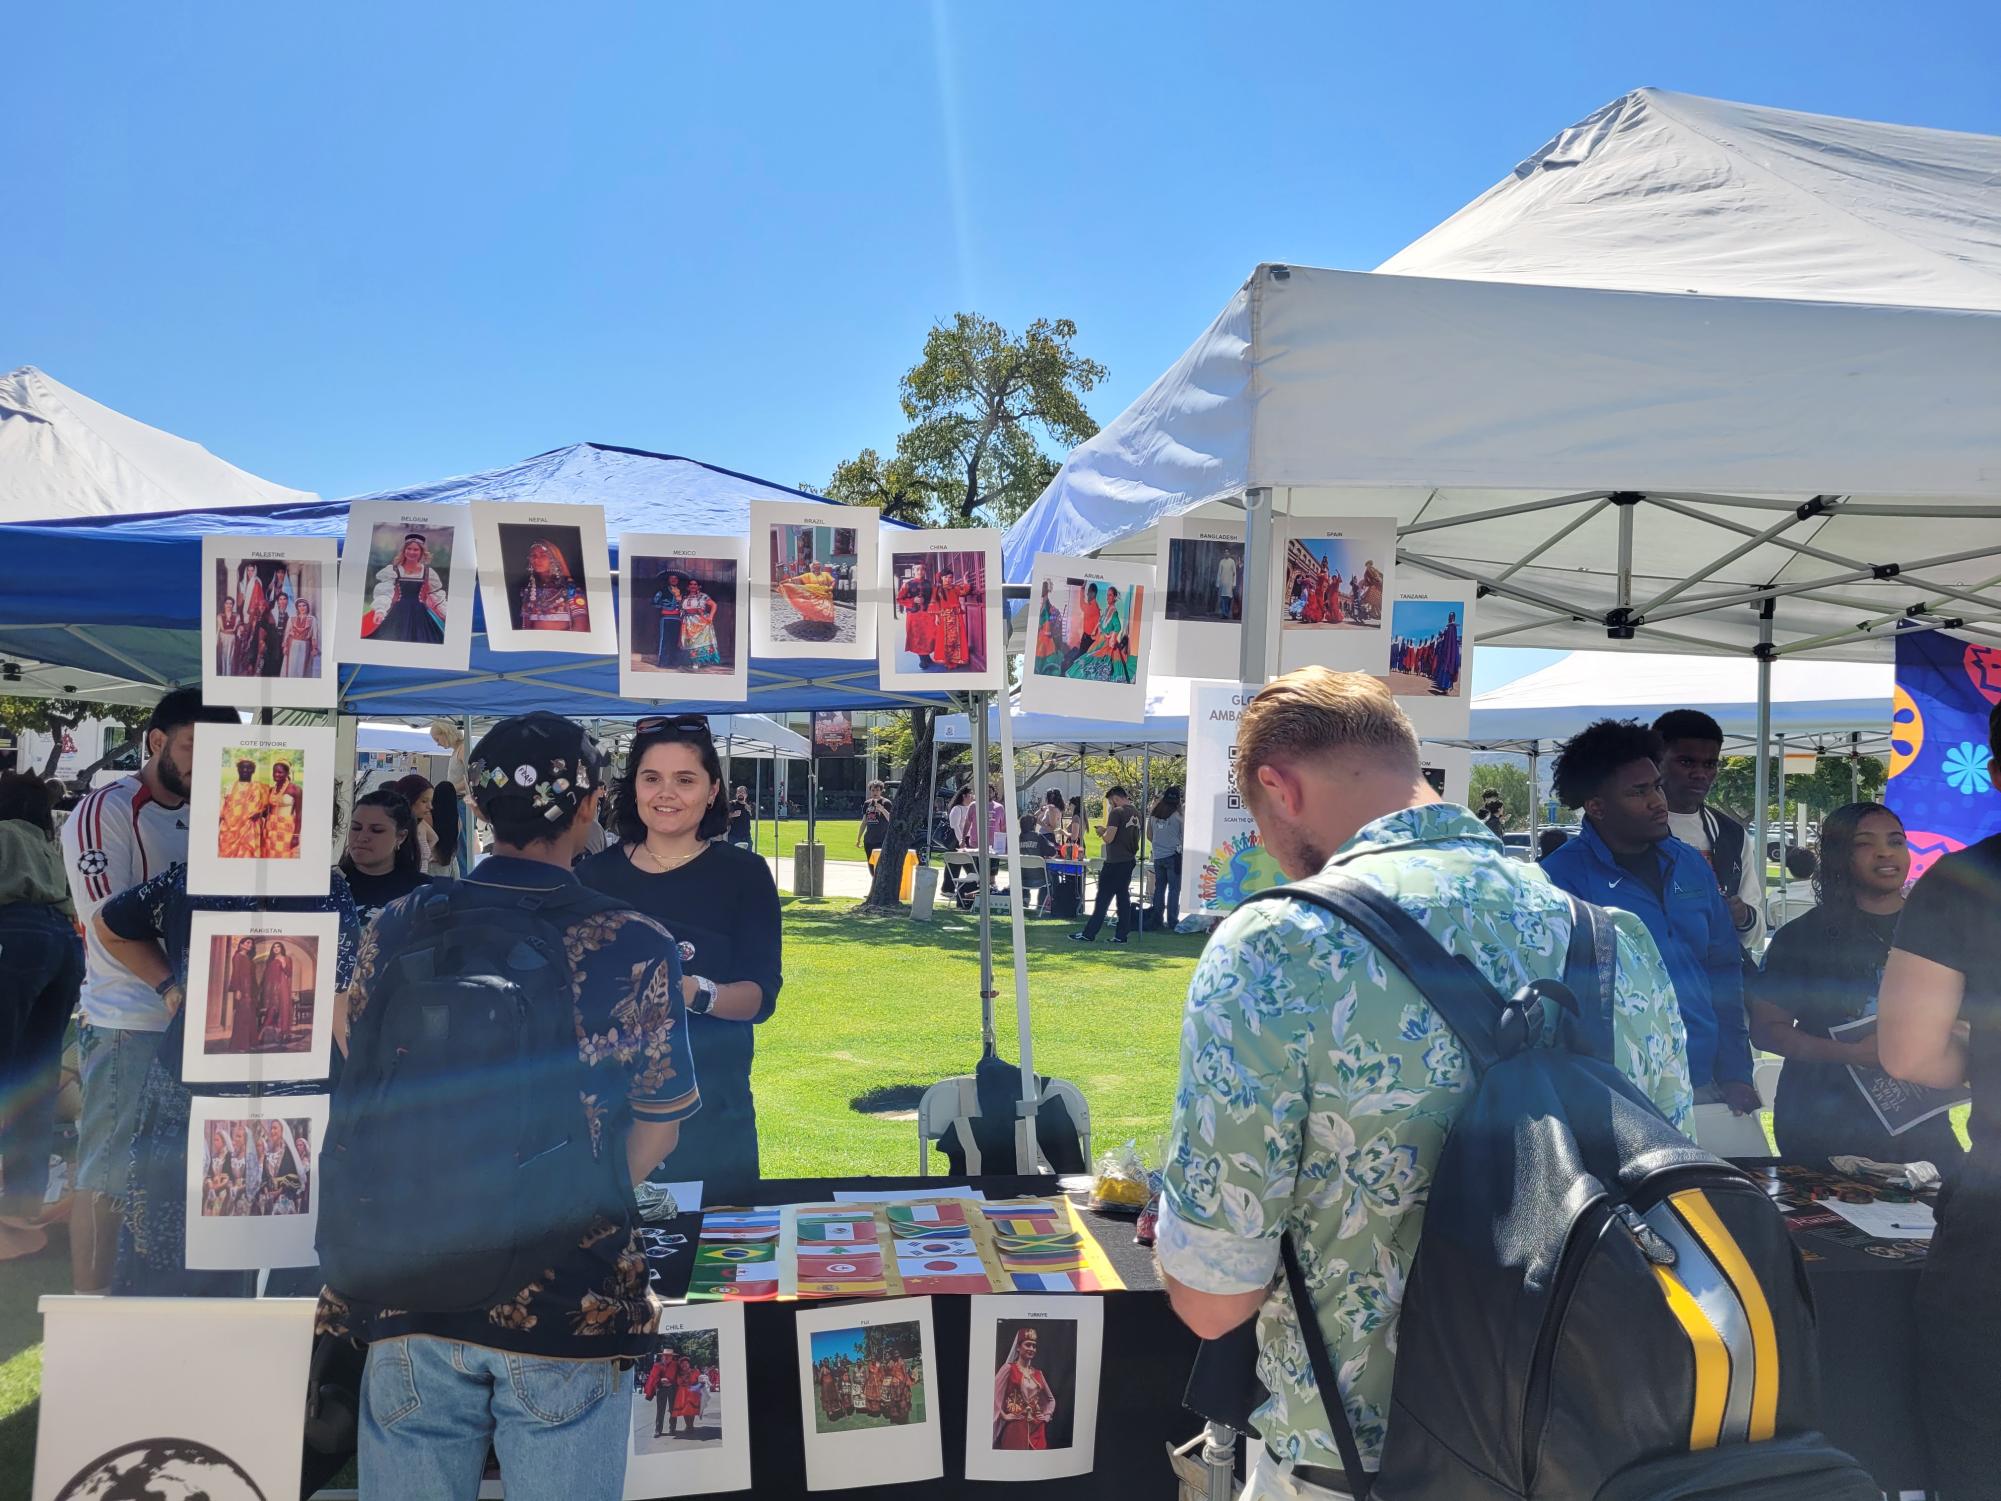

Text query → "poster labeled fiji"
[201,534,340,709]
[333,499,476,671]
[471,500,619,656]
[1153,516,1246,680]
[1021,552,1155,724]
[877,528,1003,692]
[32,1295,316,1501]
[794,1297,942,1490]
[618,531,750,703]
[1180,681,1284,921]
[186,723,335,898]
[1274,515,1397,675]
[1373,580,1475,739]
[749,500,880,662]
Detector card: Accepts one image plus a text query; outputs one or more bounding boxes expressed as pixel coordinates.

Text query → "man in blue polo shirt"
[1542,719,1759,1114]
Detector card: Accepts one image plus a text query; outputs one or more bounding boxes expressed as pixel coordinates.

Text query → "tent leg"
[996,685,1039,1169]
[973,693,997,1060]
[1138,745,1152,932]
[926,726,941,860]
[1527,746,1542,845]
[1239,487,1275,685]
[1776,731,1790,929]
[755,758,765,878]
[1752,603,1775,931]
[1850,731,1861,801]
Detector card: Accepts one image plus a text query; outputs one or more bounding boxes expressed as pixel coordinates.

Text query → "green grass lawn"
[747,819,864,860]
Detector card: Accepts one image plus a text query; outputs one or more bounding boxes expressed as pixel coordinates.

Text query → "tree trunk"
[856,709,969,916]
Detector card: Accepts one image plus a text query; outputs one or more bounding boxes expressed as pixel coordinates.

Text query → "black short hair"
[1784,847,1818,881]
[1537,828,1570,859]
[1105,785,1130,800]
[1651,709,1724,748]
[0,771,55,835]
[147,686,238,741]
[1552,719,1662,810]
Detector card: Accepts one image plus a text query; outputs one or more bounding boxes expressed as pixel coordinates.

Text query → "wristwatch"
[689,976,718,1016]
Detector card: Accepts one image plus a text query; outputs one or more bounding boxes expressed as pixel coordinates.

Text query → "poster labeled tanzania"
[183,1094,329,1269]
[794,1297,942,1491]
[1373,581,1475,738]
[750,500,880,662]
[624,1299,752,1499]
[1885,629,2001,884]
[187,722,335,897]
[1181,681,1285,920]
[963,1294,1104,1482]
[1153,516,1246,679]
[1021,552,1155,724]
[32,1295,316,1501]
[200,534,339,709]
[471,500,620,656]
[182,910,339,1084]
[878,527,1003,691]
[619,531,750,703]
[1275,515,1397,674]
[334,499,476,671]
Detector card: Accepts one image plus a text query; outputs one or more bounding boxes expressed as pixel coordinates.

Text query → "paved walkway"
[772,855,876,899]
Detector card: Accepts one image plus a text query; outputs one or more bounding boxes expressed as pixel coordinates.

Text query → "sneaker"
[1112,937,1130,944]
[1069,933,1093,942]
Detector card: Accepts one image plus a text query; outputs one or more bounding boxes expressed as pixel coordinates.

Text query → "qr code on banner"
[1226,746,1243,811]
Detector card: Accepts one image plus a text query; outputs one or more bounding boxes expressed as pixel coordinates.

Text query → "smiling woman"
[578,717,783,1200]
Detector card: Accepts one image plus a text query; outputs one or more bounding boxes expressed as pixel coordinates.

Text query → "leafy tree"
[1470,760,1532,830]
[819,448,937,526]
[1711,753,1886,828]
[0,695,148,777]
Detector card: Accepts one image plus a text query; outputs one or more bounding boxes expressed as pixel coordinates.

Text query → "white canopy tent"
[1002,90,2001,881]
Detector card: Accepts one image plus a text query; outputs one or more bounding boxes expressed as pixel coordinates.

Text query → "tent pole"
[974,692,997,1060]
[1527,747,1541,844]
[925,726,941,860]
[995,684,1039,1169]
[1776,731,1790,928]
[755,758,765,879]
[1850,731,1861,801]
[1752,603,1775,934]
[1139,746,1152,932]
[1239,487,1275,686]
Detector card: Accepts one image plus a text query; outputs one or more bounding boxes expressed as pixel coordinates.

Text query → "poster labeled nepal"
[1886,629,2001,884]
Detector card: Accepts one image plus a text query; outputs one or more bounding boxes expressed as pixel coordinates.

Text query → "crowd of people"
[641,1346,720,1438]
[1284,557,1384,626]
[892,560,979,671]
[813,1347,917,1426]
[217,560,321,681]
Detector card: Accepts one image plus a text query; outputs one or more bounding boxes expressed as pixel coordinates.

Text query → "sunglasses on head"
[634,714,713,739]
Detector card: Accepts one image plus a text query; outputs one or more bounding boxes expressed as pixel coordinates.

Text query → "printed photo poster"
[623,1300,752,1499]
[1021,552,1156,724]
[1181,681,1285,920]
[1424,744,1472,806]
[877,527,1004,691]
[813,711,857,758]
[1275,515,1398,674]
[182,910,339,1085]
[333,499,475,671]
[1372,582,1476,738]
[32,1295,316,1501]
[962,1294,1104,1482]
[200,534,339,709]
[750,500,881,662]
[187,723,335,897]
[1154,516,1247,679]
[471,500,619,656]
[618,531,750,703]
[794,1297,942,1491]
[183,1094,329,1269]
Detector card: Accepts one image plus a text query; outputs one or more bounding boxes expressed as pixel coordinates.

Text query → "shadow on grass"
[780,897,1208,973]
[0,1398,36,1501]
[850,1084,926,1114]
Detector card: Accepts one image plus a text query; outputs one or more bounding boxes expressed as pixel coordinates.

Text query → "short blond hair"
[1236,668,1421,789]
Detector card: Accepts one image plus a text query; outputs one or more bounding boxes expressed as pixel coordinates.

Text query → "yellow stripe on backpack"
[1649,1262,1729,1451]
[1672,1189,1780,1442]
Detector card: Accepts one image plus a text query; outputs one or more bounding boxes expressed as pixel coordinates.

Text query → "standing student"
[1145,787,1184,932]
[1878,702,2001,1499]
[947,786,976,850]
[338,788,428,923]
[727,784,753,849]
[1652,709,1764,953]
[858,780,892,859]
[1073,787,1140,944]
[1753,803,1961,1169]
[580,715,781,1201]
[60,687,238,1294]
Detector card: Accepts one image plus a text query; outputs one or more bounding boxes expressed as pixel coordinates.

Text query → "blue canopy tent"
[0,441,946,716]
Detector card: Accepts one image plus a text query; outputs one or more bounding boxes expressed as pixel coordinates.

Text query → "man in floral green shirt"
[1158,669,1692,1501]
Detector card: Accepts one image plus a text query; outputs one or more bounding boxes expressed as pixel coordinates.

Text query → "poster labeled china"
[876,528,1003,691]
[333,499,476,671]
[186,723,335,897]
[793,1297,942,1490]
[1021,552,1155,723]
[618,531,750,703]
[471,500,619,655]
[622,1300,752,1498]
[749,499,880,662]
[181,910,340,1085]
[1372,582,1476,738]
[962,1294,1104,1481]
[1153,516,1246,679]
[1274,515,1398,674]
[182,1095,329,1269]
[200,535,339,709]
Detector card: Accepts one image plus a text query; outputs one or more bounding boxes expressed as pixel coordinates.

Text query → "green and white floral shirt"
[1158,804,1692,1474]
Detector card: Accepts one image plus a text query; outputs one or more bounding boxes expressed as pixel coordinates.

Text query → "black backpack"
[1242,871,1877,1501]
[318,881,632,1312]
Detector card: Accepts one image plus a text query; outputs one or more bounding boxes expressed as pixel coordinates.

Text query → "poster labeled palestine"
[1181,681,1284,921]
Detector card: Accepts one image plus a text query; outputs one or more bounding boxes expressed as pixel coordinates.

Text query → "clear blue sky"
[10,3,1998,692]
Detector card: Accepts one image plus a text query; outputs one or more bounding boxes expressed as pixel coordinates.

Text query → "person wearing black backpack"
[1157,670,1696,1500]
[317,713,700,1501]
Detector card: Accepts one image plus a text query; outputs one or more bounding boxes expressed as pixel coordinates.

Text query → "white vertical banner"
[1180,681,1286,920]
[33,1296,316,1501]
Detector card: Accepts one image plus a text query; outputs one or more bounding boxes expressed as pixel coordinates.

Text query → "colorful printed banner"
[1886,630,2001,883]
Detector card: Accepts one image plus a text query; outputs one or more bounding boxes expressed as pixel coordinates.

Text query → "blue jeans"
[361,1336,630,1501]
[0,904,80,1213]
[1146,852,1182,930]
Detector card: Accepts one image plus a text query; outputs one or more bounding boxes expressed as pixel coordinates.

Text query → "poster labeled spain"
[1180,681,1285,921]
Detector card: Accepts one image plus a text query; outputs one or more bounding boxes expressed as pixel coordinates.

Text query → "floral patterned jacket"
[1158,804,1692,1473]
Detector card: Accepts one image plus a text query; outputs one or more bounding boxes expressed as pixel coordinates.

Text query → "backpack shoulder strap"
[1558,894,1619,1064]
[1245,869,1506,1074]
[1281,1232,1373,1501]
